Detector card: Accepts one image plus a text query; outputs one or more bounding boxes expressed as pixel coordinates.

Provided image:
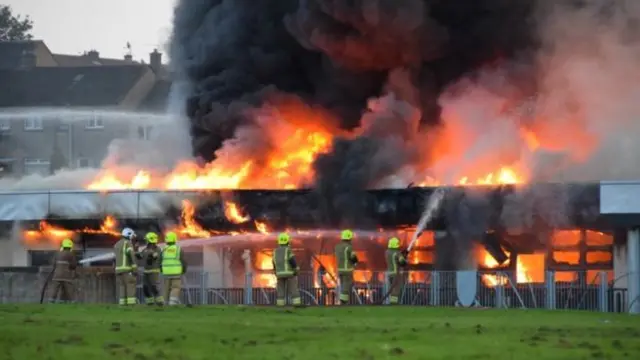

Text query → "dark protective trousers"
[388,273,406,305]
[50,280,75,303]
[142,272,163,305]
[276,276,301,306]
[117,272,138,305]
[338,272,353,304]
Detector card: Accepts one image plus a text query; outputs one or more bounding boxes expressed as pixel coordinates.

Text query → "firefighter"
[139,232,164,305]
[385,237,408,305]
[335,229,359,305]
[50,238,78,303]
[161,231,187,305]
[272,232,301,306]
[113,227,139,305]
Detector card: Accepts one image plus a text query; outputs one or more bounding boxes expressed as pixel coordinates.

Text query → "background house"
[0,40,172,177]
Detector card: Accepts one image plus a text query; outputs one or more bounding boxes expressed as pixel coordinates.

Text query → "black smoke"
[170,0,546,227]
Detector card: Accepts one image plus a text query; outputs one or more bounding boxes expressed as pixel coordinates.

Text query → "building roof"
[0,65,152,107]
[0,40,58,69]
[138,79,172,112]
[52,54,138,67]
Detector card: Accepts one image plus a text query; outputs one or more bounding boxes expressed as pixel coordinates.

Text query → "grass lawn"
[0,305,638,360]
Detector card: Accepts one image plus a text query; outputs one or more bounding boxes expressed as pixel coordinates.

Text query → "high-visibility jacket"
[162,244,183,277]
[114,238,136,274]
[273,246,297,278]
[335,241,358,274]
[386,249,407,275]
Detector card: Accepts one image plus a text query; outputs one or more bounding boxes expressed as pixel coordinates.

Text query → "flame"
[22,215,119,247]
[254,251,277,288]
[84,96,544,192]
[224,201,250,224]
[175,199,211,238]
[254,221,269,234]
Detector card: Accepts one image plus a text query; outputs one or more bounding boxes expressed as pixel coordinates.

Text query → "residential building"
[0,40,172,177]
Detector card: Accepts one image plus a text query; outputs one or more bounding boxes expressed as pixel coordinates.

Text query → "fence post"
[242,249,253,305]
[200,270,206,305]
[599,271,608,313]
[545,271,556,310]
[430,271,439,306]
[495,273,504,308]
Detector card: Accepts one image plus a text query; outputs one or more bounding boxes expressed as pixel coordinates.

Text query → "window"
[24,117,43,130]
[0,120,10,131]
[23,158,50,176]
[77,158,91,168]
[137,125,153,140]
[0,158,14,177]
[85,115,104,129]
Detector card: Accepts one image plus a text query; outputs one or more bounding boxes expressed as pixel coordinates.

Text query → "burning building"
[1,1,639,311]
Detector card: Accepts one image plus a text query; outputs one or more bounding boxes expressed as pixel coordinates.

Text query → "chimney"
[86,50,100,60]
[149,49,162,73]
[124,54,133,61]
[20,49,37,69]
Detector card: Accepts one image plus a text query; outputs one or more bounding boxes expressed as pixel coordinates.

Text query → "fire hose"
[39,268,55,304]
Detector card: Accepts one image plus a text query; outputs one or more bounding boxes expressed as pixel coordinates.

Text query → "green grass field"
[0,305,638,360]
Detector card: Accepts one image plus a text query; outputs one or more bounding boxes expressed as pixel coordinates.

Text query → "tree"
[0,5,33,41]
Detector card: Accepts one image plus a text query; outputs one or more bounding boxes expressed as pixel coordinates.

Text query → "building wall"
[0,111,135,176]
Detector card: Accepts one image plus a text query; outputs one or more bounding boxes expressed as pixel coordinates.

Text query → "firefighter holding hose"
[385,237,408,305]
[335,229,359,305]
[113,228,139,305]
[139,232,164,305]
[161,232,188,305]
[272,232,302,306]
[49,238,78,303]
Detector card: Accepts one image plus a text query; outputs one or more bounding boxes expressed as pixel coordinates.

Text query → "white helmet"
[121,227,135,240]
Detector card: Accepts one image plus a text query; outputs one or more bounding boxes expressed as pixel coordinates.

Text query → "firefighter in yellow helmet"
[113,228,139,305]
[161,231,187,305]
[272,232,301,306]
[334,229,359,305]
[49,238,78,303]
[385,237,408,305]
[138,232,164,305]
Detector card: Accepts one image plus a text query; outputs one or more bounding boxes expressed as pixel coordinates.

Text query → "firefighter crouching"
[139,232,164,305]
[386,237,408,305]
[273,233,302,306]
[161,232,187,305]
[50,238,78,303]
[335,229,359,305]
[114,228,139,305]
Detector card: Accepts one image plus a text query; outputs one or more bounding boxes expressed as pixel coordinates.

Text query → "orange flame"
[224,201,250,224]
[23,215,119,247]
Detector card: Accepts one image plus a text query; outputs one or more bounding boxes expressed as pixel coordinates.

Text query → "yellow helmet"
[388,237,401,249]
[341,229,354,241]
[60,238,73,250]
[145,232,159,244]
[165,232,178,244]
[277,232,290,245]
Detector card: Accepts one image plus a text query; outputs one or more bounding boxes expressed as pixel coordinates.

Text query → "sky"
[5,0,176,62]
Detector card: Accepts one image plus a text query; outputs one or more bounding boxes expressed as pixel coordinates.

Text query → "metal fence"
[0,268,637,313]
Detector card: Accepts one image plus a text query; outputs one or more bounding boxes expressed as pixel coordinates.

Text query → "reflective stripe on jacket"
[162,245,183,276]
[273,246,294,278]
[335,242,354,274]
[386,249,406,275]
[114,238,135,273]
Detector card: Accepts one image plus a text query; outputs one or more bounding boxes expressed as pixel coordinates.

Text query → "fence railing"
[0,268,637,313]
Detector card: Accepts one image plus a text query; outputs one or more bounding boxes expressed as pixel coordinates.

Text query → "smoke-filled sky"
[5,0,175,60]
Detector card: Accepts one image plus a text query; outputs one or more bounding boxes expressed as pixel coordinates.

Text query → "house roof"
[0,40,57,69]
[52,54,138,67]
[138,79,172,112]
[0,65,152,107]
